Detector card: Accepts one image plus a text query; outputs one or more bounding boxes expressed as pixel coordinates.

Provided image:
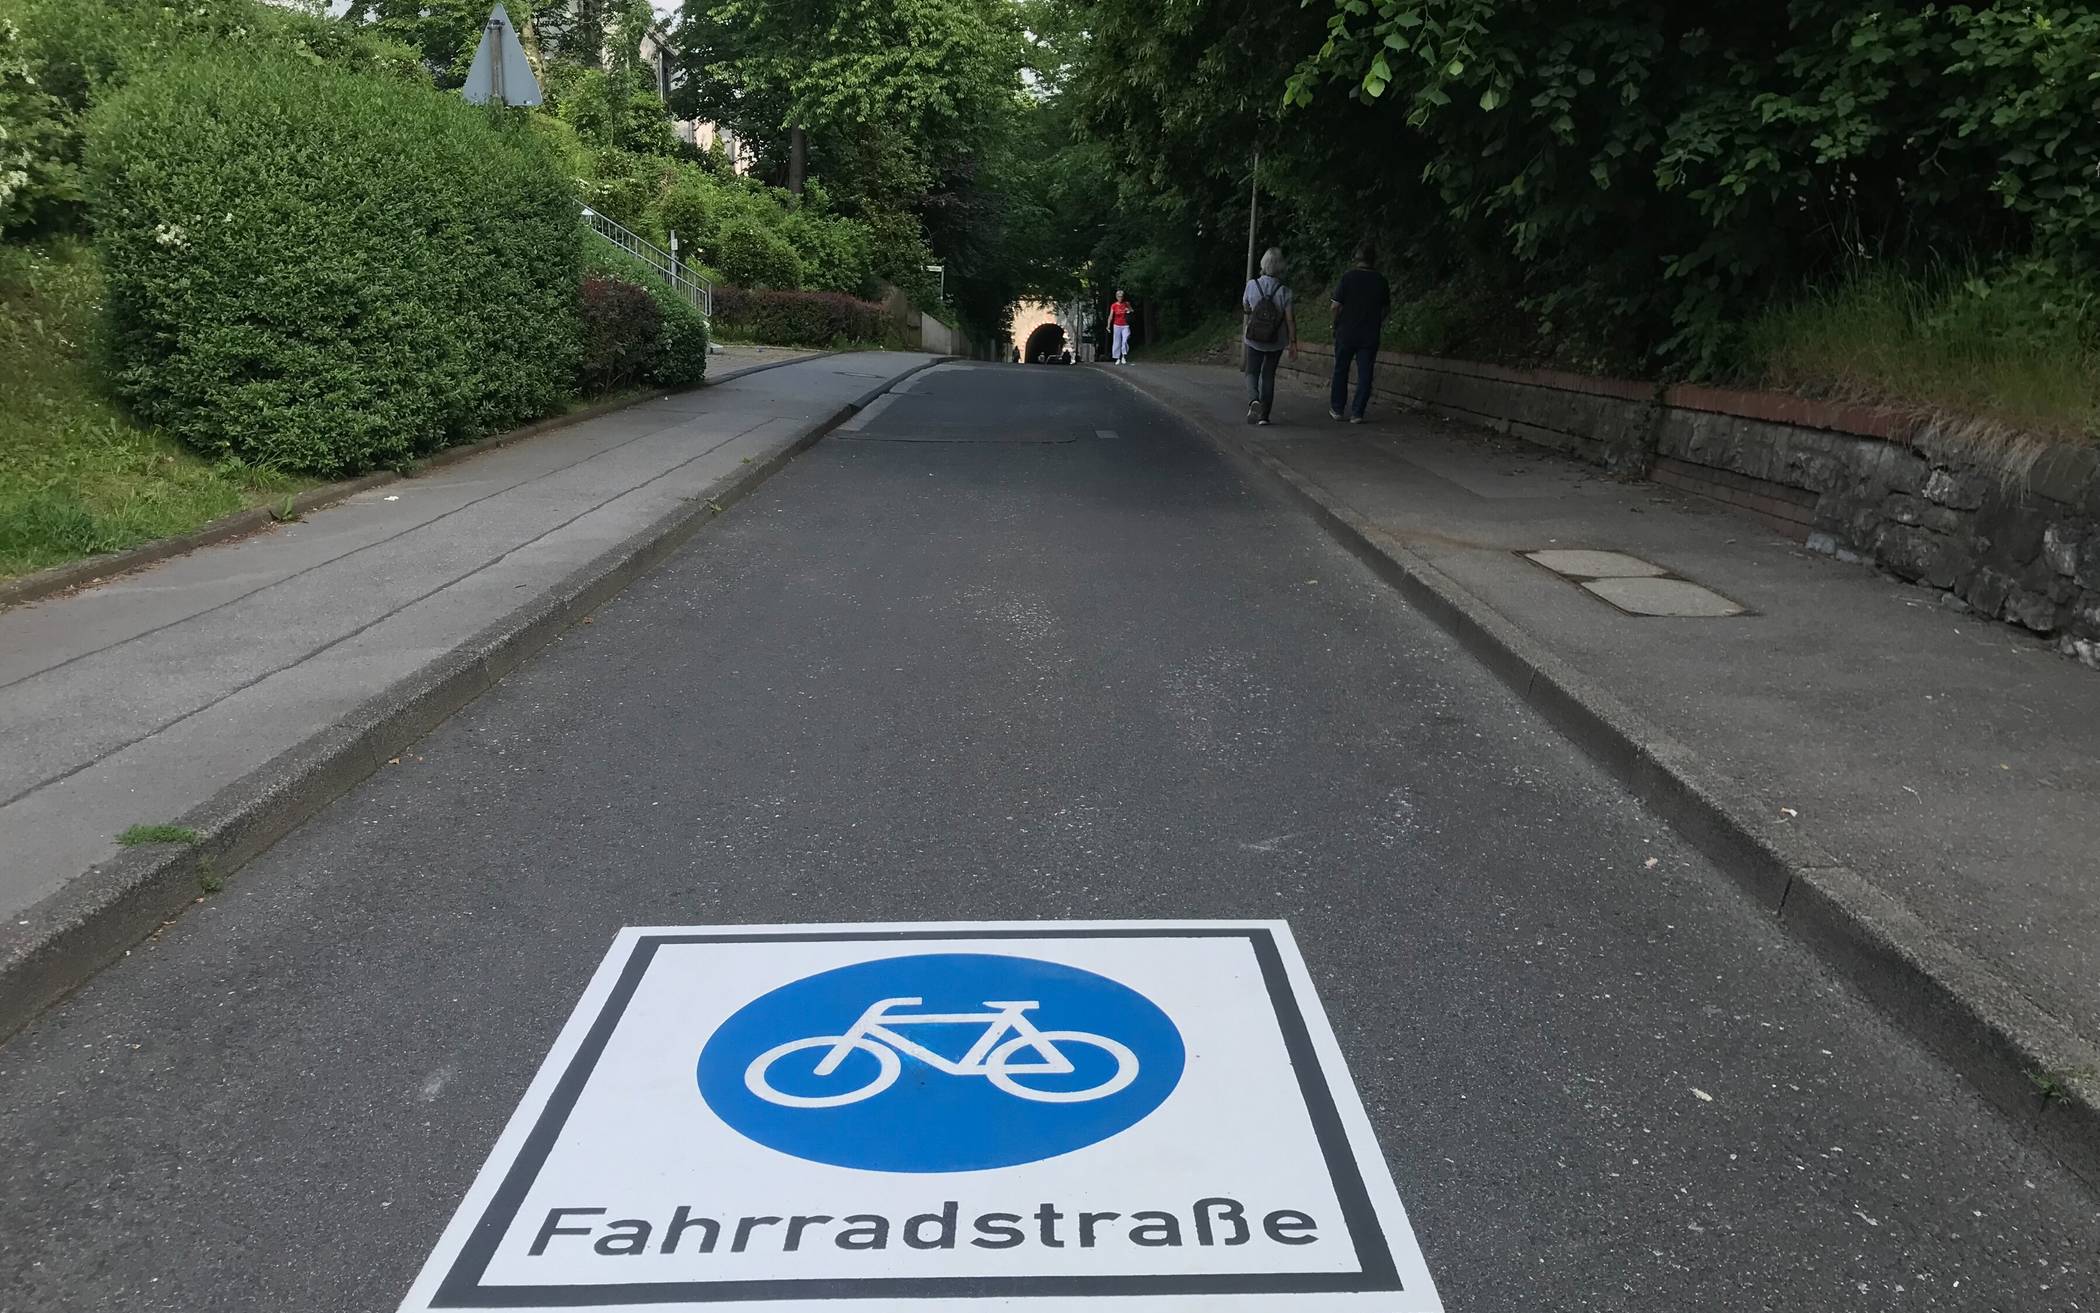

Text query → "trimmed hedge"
[581,243,709,388]
[577,276,660,393]
[713,288,890,348]
[88,49,580,475]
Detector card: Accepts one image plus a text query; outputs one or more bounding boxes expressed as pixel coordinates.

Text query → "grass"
[1160,259,2099,459]
[1147,311,1241,362]
[0,240,312,581]
[1743,263,2100,445]
[1144,283,1489,365]
[116,823,198,847]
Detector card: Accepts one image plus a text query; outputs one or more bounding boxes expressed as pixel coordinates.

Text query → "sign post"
[397,921,1443,1312]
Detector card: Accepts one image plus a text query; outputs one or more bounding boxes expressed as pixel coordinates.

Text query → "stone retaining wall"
[1276,348,2100,665]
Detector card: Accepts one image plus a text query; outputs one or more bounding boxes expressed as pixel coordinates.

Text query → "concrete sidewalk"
[1119,360,2100,1175]
[0,352,933,1014]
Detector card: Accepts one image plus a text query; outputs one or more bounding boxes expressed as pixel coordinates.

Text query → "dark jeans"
[1242,345,1282,419]
[1331,340,1376,418]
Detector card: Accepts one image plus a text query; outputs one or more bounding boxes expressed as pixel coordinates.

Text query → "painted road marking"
[1095,429,1120,440]
[396,921,1443,1312]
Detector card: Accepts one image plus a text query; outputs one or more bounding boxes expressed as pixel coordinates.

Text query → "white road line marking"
[1096,429,1120,440]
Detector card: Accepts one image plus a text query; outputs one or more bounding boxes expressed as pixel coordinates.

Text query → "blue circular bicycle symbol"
[697,953,1185,1172]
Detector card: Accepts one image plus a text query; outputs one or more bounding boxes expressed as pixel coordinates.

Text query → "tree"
[341,0,513,85]
[669,0,1022,211]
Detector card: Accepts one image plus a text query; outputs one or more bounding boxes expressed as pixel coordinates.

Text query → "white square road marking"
[397,921,1443,1312]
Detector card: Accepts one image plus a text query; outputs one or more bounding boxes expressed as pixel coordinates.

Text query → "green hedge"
[714,220,805,290]
[577,275,661,394]
[784,208,876,295]
[712,288,890,347]
[88,49,580,475]
[5,0,428,241]
[581,243,709,388]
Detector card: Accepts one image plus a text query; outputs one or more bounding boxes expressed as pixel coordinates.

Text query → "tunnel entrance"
[1024,322,1067,363]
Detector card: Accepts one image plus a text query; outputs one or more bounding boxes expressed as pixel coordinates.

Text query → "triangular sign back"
[462,4,541,106]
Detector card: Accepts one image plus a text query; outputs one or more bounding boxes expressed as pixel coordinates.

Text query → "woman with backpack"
[1241,248,1297,425]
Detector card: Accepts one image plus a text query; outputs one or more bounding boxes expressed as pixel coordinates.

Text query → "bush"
[1744,259,2100,440]
[0,239,301,578]
[9,0,423,240]
[713,219,805,290]
[651,284,713,389]
[784,209,875,296]
[712,288,890,347]
[655,173,719,253]
[581,243,710,389]
[545,63,678,157]
[863,208,942,309]
[577,276,661,394]
[0,16,81,238]
[88,49,581,475]
[580,144,664,236]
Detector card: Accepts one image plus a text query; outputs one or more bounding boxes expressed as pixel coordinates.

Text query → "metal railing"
[581,206,713,319]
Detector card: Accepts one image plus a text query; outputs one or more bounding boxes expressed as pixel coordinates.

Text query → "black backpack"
[1247,277,1285,341]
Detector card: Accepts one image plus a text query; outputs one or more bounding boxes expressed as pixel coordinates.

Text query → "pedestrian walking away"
[1109,290,1133,364]
[1241,248,1297,426]
[1330,242,1391,423]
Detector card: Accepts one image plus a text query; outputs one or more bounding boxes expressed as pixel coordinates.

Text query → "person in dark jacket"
[1328,244,1392,424]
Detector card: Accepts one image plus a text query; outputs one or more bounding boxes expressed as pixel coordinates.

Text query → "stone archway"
[1008,296,1093,363]
[1024,321,1067,362]
[1009,298,1061,361]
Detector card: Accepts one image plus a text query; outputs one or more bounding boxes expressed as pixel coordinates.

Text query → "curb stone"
[1100,365,2100,1191]
[0,356,947,1044]
[0,353,839,613]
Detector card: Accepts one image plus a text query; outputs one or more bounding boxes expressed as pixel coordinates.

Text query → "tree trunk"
[788,126,808,196]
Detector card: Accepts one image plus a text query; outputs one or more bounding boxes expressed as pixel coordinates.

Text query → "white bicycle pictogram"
[744,996,1140,1108]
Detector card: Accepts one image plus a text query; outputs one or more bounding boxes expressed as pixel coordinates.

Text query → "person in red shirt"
[1109,291,1133,364]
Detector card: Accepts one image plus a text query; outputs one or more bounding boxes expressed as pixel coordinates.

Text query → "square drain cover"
[1581,576,1744,617]
[1523,549,1664,578]
[1521,549,1745,617]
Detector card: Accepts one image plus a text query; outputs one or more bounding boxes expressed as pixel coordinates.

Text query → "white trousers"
[1111,323,1131,360]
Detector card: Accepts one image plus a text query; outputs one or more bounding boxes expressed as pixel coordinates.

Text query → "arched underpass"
[1024,322,1067,362]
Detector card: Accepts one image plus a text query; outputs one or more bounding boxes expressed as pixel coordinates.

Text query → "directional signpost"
[397,922,1443,1311]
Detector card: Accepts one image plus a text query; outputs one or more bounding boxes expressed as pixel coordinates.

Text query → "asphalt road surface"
[2,363,2093,1311]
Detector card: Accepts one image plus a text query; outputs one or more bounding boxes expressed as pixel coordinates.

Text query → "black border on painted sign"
[431,927,1403,1307]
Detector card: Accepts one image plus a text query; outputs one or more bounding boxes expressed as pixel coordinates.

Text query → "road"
[1,362,2093,1311]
